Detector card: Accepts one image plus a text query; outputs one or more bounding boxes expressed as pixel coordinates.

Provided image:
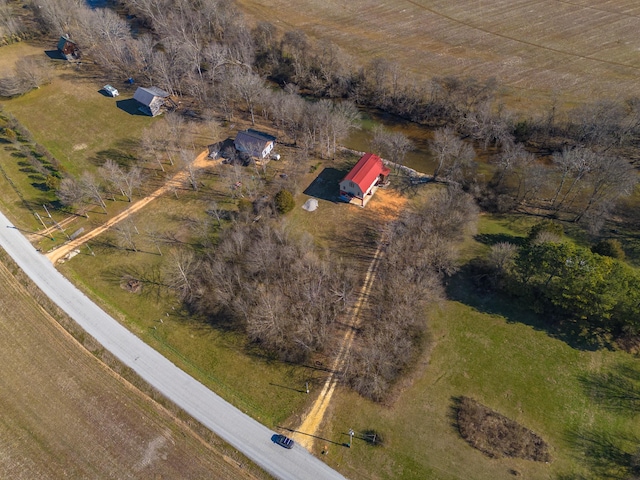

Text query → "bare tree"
[552,147,597,212]
[114,219,139,252]
[491,142,535,192]
[372,126,413,171]
[14,56,52,91]
[165,248,199,300]
[280,30,310,83]
[488,242,518,275]
[98,159,124,201]
[0,56,52,97]
[179,149,199,190]
[141,125,166,172]
[79,172,107,213]
[576,154,637,222]
[430,127,475,182]
[187,220,352,362]
[305,100,360,158]
[146,228,164,256]
[0,0,23,38]
[346,186,477,401]
[230,70,266,125]
[122,166,143,202]
[57,176,87,213]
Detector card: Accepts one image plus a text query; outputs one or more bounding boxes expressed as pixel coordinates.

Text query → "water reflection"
[86,0,113,8]
[345,109,436,174]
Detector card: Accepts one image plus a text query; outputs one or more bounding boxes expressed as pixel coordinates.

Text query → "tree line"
[474,222,640,344]
[346,187,478,401]
[27,1,640,235]
[180,219,354,363]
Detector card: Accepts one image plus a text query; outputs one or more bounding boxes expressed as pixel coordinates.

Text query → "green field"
[314,216,640,480]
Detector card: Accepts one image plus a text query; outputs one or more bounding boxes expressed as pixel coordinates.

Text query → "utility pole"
[348,429,354,448]
[305,381,309,394]
[35,212,53,240]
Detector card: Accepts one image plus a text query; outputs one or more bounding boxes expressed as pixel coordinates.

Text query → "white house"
[339,153,390,207]
[234,130,276,159]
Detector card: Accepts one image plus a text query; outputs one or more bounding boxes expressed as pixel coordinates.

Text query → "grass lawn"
[1,73,155,176]
[56,180,318,427]
[307,215,640,480]
[0,41,157,232]
[0,40,156,174]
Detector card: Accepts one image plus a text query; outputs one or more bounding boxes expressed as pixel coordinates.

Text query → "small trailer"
[103,85,119,97]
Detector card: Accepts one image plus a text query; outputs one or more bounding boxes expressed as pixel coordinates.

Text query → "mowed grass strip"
[0,251,267,480]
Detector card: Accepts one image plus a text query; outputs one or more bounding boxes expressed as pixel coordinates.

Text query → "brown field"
[237,0,640,110]
[0,250,266,480]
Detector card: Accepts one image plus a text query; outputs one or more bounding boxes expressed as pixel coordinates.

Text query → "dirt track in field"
[237,0,640,108]
[45,150,218,264]
[0,253,261,480]
[293,188,406,450]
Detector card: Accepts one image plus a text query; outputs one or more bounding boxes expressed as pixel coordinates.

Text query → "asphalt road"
[0,211,346,480]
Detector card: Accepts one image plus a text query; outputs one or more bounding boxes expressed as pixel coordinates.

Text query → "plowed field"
[0,252,261,480]
[238,0,640,107]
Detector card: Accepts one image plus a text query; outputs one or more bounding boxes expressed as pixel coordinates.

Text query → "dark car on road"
[272,434,294,449]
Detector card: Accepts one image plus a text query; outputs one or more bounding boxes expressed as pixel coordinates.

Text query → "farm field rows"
[0,250,263,480]
[237,0,640,109]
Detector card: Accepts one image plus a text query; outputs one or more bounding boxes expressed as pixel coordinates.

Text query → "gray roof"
[133,86,170,107]
[234,130,275,157]
[57,35,76,50]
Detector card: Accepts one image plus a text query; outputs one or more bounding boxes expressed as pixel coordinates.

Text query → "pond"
[85,0,116,8]
[345,109,437,175]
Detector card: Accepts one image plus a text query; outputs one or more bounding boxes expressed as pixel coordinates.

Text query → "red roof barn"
[339,153,390,206]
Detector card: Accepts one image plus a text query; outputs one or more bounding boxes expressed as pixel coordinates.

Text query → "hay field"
[237,0,640,108]
[0,252,263,480]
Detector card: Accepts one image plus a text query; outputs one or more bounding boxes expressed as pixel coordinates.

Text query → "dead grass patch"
[455,396,552,462]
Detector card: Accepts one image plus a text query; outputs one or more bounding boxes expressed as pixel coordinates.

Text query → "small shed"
[339,153,390,207]
[133,86,176,116]
[57,34,80,61]
[234,129,276,159]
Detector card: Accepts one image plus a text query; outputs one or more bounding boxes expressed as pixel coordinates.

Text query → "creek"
[345,109,437,175]
[86,0,115,7]
[82,1,436,173]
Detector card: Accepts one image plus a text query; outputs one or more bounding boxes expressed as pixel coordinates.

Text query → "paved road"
[0,211,345,480]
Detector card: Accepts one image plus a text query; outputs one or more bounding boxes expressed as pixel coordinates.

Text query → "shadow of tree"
[326,222,379,263]
[565,427,640,479]
[580,362,640,415]
[446,267,607,351]
[91,138,140,168]
[474,232,526,247]
[102,263,168,302]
